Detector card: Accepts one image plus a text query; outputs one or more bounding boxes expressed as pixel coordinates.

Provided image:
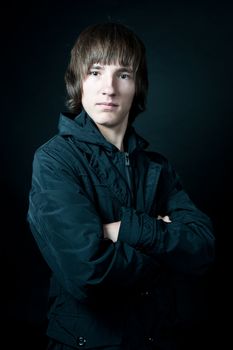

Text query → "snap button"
[147,336,155,343]
[77,336,87,347]
[140,290,152,297]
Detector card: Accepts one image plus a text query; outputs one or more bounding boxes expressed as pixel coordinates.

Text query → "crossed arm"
[103,215,171,242]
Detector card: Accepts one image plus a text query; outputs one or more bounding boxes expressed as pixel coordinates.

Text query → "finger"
[163,215,172,223]
[157,215,171,223]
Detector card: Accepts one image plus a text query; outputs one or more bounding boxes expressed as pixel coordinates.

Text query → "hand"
[103,221,121,242]
[157,215,172,223]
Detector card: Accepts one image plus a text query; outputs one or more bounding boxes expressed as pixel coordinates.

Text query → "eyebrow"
[91,64,133,73]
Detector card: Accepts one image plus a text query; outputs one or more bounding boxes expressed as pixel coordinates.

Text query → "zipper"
[124,152,134,205]
[125,152,130,166]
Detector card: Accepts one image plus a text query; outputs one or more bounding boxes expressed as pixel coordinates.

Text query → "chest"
[75,150,162,222]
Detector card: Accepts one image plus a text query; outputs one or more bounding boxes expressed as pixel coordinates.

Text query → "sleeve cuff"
[118,207,155,249]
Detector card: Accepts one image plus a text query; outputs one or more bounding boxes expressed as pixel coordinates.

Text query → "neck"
[96,119,128,152]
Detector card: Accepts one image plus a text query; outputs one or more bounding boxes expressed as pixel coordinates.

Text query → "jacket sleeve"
[27,147,160,303]
[118,157,215,275]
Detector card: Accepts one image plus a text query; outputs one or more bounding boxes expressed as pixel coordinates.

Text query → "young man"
[27,22,215,350]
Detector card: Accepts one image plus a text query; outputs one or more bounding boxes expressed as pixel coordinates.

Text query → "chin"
[94,114,120,126]
[96,119,119,128]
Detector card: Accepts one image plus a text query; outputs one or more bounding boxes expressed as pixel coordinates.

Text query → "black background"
[2,0,232,348]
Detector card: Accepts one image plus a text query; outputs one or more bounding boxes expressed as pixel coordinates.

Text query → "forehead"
[81,45,137,73]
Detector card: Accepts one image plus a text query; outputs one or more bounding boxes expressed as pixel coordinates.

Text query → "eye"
[120,73,130,79]
[89,70,100,76]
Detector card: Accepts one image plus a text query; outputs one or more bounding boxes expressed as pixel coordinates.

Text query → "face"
[81,63,136,129]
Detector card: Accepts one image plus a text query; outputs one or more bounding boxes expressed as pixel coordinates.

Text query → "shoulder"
[33,135,62,161]
[143,150,183,189]
[144,150,168,165]
[143,150,172,172]
[32,134,79,171]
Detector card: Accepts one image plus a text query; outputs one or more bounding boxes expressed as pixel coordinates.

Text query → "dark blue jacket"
[27,111,215,349]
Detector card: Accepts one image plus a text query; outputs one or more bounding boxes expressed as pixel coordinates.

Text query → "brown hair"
[64,21,148,123]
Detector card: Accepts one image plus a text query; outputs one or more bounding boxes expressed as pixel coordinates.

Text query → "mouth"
[96,102,118,107]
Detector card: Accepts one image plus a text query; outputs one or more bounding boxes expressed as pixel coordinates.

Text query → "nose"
[101,75,116,96]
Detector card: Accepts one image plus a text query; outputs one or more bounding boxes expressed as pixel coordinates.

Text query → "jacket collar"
[58,110,149,155]
[59,110,161,212]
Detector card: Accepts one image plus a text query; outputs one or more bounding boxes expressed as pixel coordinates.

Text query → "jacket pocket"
[47,294,124,349]
[47,312,123,349]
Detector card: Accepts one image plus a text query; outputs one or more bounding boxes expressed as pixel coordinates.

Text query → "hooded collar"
[58,109,149,154]
[58,110,160,211]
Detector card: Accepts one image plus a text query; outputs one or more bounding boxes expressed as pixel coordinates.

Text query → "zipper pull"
[125,152,130,166]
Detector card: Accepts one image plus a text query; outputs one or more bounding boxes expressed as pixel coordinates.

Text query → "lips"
[96,102,118,107]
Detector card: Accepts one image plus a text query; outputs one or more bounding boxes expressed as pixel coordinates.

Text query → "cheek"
[128,82,136,96]
[126,86,136,103]
[82,83,93,102]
